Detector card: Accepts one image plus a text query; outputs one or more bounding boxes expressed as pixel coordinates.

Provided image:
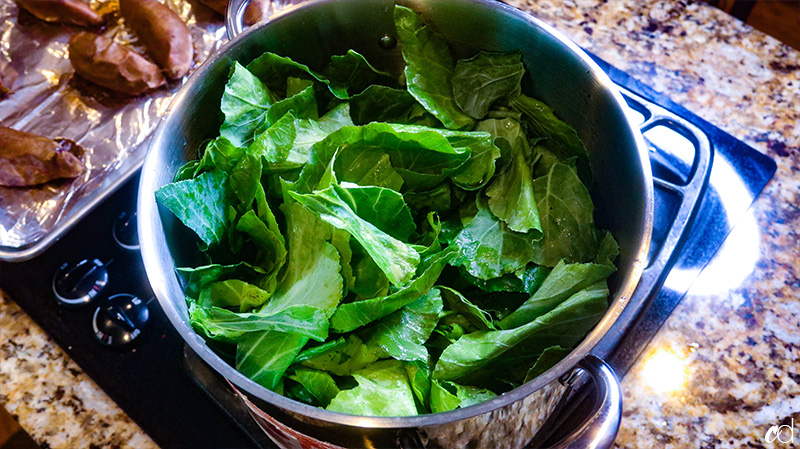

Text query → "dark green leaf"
[329,246,456,333]
[155,170,231,247]
[499,260,615,329]
[289,367,341,407]
[452,51,524,119]
[531,162,600,267]
[367,288,443,362]
[327,359,418,416]
[321,49,399,98]
[439,286,495,331]
[220,62,273,146]
[290,184,420,286]
[394,5,474,130]
[523,346,571,383]
[433,280,609,382]
[451,206,537,280]
[236,330,308,391]
[190,303,328,341]
[510,94,591,185]
[298,335,382,376]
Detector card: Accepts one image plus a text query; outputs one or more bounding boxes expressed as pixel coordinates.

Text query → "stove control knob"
[92,293,149,347]
[113,211,139,250]
[52,258,109,306]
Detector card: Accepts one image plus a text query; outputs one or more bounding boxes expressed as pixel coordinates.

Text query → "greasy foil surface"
[0,0,227,258]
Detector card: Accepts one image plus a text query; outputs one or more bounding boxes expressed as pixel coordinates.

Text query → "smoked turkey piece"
[0,127,83,187]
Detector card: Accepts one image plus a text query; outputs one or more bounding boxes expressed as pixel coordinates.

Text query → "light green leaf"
[327,360,418,416]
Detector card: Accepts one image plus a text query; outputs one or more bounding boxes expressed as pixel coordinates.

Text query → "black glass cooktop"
[0,54,775,449]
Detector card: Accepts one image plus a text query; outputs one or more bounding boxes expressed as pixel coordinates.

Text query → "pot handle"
[226,0,249,39]
[227,0,303,39]
[545,355,622,449]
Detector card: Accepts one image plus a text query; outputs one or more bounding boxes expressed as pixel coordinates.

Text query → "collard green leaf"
[394,5,474,130]
[329,246,456,333]
[451,206,537,280]
[235,209,287,274]
[236,330,308,391]
[405,360,431,409]
[198,278,271,312]
[333,182,416,241]
[333,147,405,191]
[327,359,418,417]
[260,203,343,317]
[289,184,420,286]
[348,85,419,125]
[433,280,609,382]
[246,52,329,98]
[229,153,262,213]
[155,170,231,247]
[446,133,501,191]
[510,94,591,185]
[486,130,541,234]
[194,136,246,176]
[321,49,399,98]
[296,122,472,194]
[289,367,341,407]
[190,303,329,341]
[452,51,524,119]
[439,286,495,331]
[350,251,390,299]
[430,380,497,413]
[176,262,265,298]
[264,84,318,126]
[523,346,571,383]
[220,62,274,147]
[252,103,354,173]
[499,260,615,329]
[298,335,382,376]
[367,288,443,362]
[531,162,600,267]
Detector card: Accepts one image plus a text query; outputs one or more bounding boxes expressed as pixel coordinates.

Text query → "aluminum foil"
[0,0,227,260]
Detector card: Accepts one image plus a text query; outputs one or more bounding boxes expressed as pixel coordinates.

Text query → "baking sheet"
[0,0,227,260]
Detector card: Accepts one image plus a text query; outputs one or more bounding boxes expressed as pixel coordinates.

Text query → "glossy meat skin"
[0,127,83,187]
[16,0,103,27]
[119,0,193,79]
[68,32,166,96]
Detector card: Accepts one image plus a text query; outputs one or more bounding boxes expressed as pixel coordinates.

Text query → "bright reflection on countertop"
[640,348,689,394]
[664,153,761,295]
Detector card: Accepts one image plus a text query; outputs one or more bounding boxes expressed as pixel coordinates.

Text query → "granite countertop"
[1,0,798,448]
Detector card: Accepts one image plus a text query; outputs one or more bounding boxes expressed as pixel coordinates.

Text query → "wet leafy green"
[156,3,619,417]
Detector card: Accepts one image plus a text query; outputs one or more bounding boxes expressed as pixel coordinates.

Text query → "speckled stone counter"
[1,1,798,448]
[503,0,800,448]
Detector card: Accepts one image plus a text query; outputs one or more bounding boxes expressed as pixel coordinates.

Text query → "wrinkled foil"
[0,0,227,258]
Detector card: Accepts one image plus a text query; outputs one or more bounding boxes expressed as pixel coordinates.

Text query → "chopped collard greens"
[157,5,618,417]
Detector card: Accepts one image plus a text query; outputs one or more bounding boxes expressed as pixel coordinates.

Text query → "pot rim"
[139,0,654,429]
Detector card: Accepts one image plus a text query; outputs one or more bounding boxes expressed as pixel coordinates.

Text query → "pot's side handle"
[226,0,250,40]
[547,355,622,449]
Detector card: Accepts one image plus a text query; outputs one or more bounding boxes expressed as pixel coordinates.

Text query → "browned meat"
[119,0,193,79]
[0,78,9,99]
[16,0,103,27]
[68,32,166,96]
[0,127,83,187]
[243,0,271,26]
[195,0,227,14]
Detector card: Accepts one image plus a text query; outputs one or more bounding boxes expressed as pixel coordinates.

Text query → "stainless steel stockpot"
[138,0,653,447]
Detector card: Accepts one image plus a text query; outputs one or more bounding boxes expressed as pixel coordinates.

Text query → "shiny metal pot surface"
[138,0,653,447]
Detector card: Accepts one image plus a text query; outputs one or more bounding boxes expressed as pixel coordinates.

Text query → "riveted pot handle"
[226,0,249,40]
[547,355,622,449]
